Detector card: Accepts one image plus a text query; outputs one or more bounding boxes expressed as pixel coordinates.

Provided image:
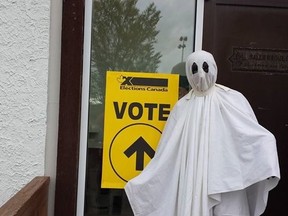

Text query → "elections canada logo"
[117,75,168,92]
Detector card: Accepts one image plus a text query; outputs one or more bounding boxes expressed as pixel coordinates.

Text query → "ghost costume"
[124,51,280,216]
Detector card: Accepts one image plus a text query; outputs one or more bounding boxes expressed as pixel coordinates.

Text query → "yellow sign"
[101,71,179,188]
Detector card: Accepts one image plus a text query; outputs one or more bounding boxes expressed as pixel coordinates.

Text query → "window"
[79,0,196,215]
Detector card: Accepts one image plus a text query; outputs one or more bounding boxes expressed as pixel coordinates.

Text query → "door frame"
[54,0,85,215]
[54,0,205,215]
[76,0,93,215]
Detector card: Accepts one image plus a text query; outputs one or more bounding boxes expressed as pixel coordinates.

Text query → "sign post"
[101,71,179,188]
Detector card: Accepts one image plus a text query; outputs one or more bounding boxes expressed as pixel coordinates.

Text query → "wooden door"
[203,0,288,215]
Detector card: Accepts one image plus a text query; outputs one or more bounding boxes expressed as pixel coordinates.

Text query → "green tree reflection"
[90,0,162,102]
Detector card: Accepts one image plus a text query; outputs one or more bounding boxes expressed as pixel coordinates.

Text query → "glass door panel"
[85,0,196,215]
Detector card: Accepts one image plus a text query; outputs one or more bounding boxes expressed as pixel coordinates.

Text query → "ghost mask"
[186,50,217,95]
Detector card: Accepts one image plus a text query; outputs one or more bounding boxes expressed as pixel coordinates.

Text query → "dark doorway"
[203,0,288,215]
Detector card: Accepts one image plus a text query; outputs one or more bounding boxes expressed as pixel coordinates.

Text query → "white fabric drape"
[125,51,280,216]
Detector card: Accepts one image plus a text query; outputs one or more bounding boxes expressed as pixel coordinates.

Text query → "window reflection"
[90,0,162,103]
[85,0,195,215]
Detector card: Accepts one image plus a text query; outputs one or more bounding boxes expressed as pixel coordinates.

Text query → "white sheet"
[125,51,280,216]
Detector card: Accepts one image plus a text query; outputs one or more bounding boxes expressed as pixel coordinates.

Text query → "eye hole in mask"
[192,62,198,74]
[203,61,209,73]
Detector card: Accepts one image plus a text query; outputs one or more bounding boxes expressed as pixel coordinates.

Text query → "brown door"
[203,0,288,215]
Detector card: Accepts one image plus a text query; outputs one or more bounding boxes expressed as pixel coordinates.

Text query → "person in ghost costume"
[124,50,280,216]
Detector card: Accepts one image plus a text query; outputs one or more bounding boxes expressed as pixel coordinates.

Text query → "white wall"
[0,0,50,206]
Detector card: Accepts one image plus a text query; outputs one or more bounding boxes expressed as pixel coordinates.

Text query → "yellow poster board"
[101,71,179,188]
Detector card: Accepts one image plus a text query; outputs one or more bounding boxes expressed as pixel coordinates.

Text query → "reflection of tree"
[90,0,162,102]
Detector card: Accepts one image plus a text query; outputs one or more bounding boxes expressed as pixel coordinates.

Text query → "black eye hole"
[203,62,209,73]
[192,63,198,74]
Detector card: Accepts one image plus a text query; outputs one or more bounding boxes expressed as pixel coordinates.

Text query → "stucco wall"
[0,0,50,206]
